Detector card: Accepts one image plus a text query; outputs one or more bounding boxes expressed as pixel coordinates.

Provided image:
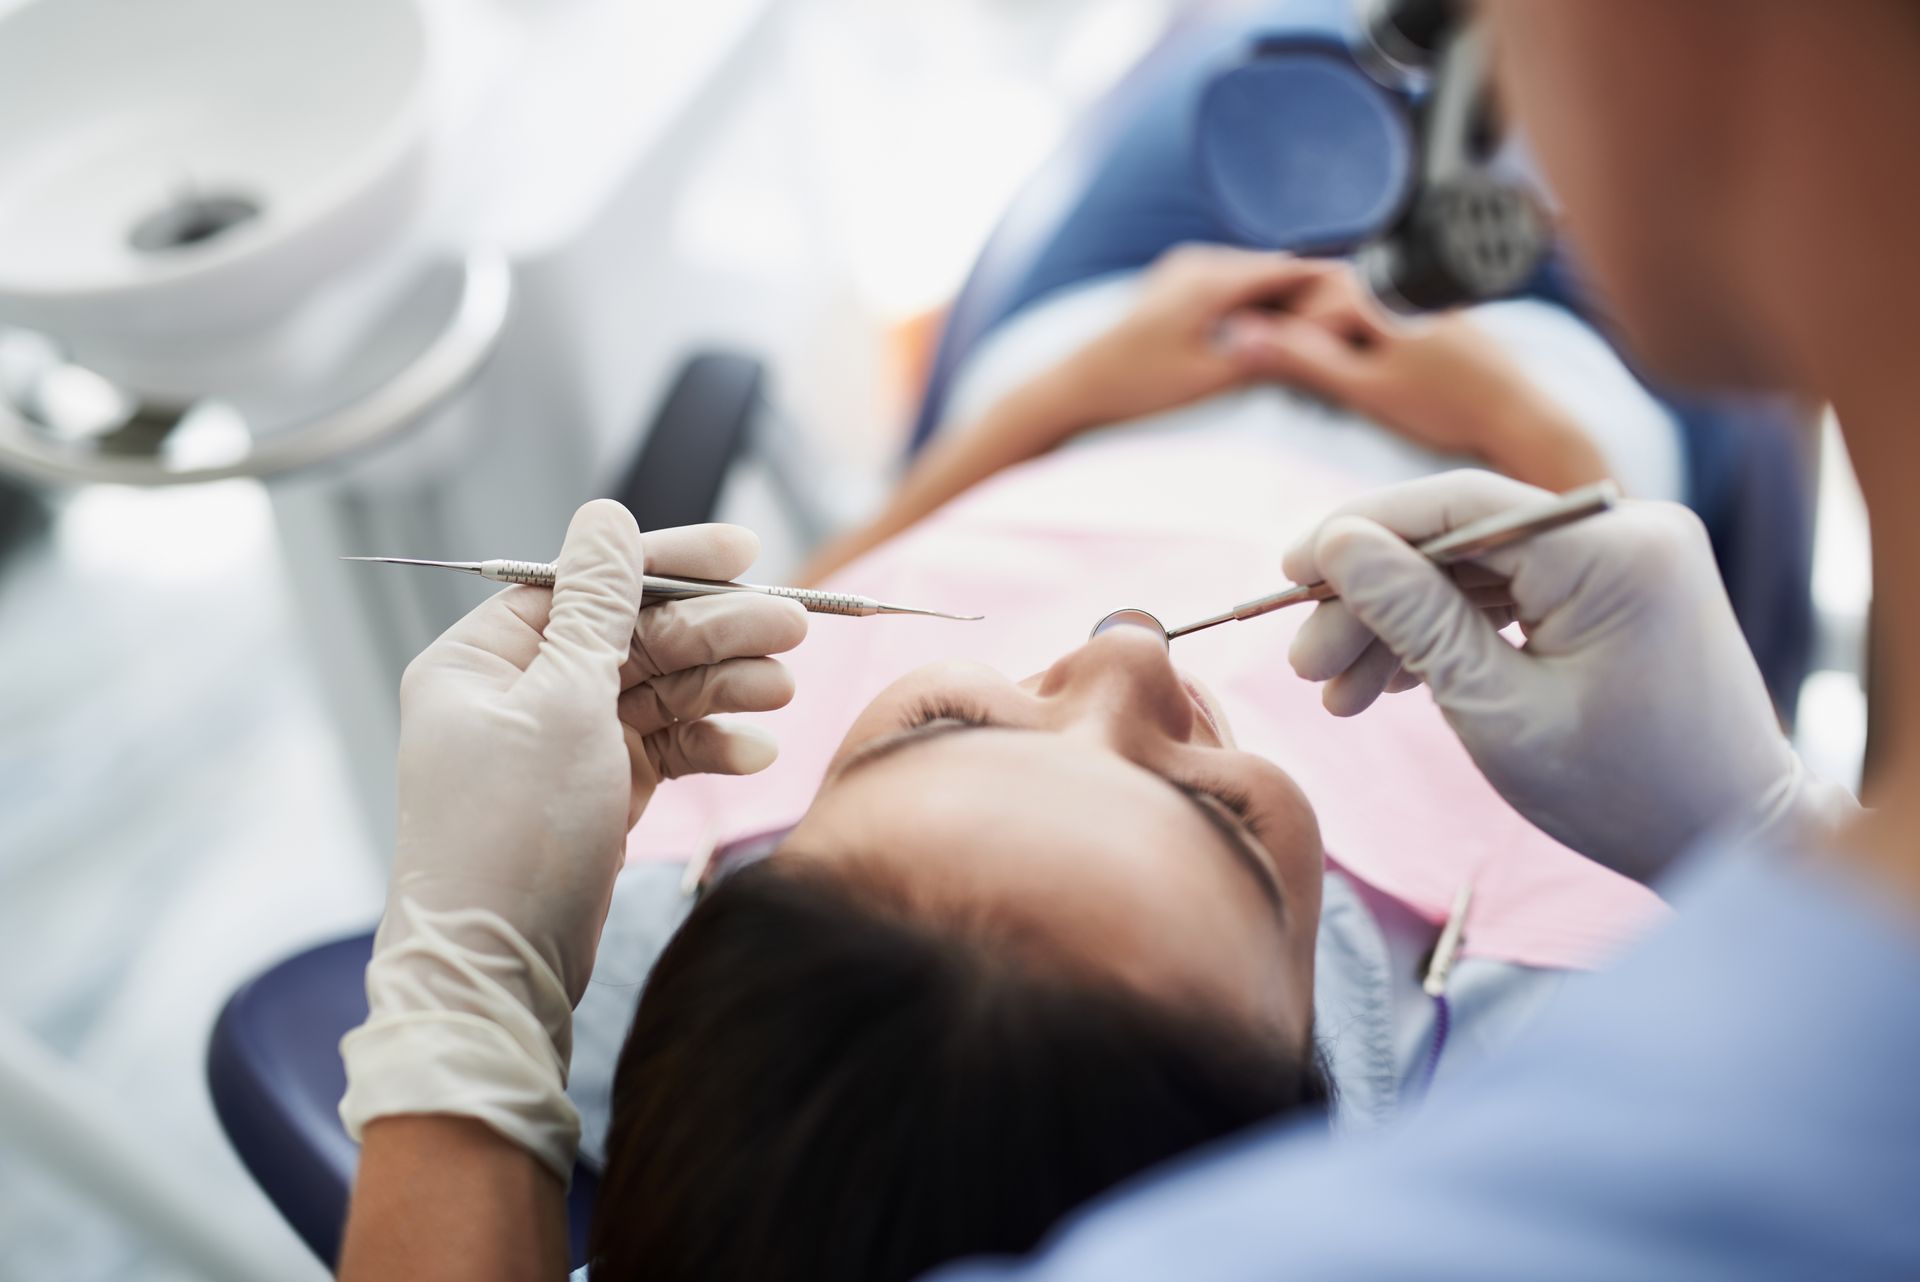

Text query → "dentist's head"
[1485,0,1912,393]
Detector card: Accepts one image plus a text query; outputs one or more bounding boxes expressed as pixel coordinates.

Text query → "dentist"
[929,0,1920,1276]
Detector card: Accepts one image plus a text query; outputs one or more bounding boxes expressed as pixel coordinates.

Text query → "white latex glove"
[1283,470,1823,882]
[340,500,806,1178]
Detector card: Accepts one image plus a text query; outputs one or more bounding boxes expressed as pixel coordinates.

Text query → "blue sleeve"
[927,844,1920,1282]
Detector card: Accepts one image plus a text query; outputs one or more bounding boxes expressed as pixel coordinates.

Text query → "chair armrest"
[609,350,766,529]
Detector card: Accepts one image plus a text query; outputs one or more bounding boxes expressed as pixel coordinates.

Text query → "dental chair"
[899,0,1815,711]
[207,1,1819,1267]
[208,934,605,1269]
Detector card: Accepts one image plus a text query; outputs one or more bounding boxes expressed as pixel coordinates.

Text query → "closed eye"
[904,697,995,730]
[872,700,1284,910]
[1175,778,1264,840]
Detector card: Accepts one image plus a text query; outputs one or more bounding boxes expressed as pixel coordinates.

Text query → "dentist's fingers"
[1290,599,1375,688]
[618,657,796,737]
[524,500,646,701]
[624,593,809,682]
[1305,516,1524,714]
[640,523,764,583]
[1286,519,1522,693]
[412,517,767,701]
[641,719,780,781]
[1321,635,1404,717]
[401,586,549,705]
[1385,667,1425,695]
[1282,470,1553,585]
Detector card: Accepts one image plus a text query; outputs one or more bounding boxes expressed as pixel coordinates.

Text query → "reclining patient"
[568,251,1677,1282]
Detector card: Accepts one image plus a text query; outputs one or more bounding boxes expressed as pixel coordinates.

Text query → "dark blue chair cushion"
[207,931,602,1270]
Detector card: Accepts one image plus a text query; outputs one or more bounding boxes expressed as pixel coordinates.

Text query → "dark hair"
[588,856,1331,1282]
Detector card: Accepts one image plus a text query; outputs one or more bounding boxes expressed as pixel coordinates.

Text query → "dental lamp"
[1197,0,1551,313]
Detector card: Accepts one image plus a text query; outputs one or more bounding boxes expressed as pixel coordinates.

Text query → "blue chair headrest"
[1197,39,1416,253]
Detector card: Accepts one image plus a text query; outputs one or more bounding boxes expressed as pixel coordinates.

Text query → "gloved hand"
[340,500,807,1178]
[1283,471,1826,881]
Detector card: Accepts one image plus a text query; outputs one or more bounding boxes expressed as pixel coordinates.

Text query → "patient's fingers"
[619,658,795,737]
[625,593,808,682]
[1187,247,1345,310]
[1289,266,1391,345]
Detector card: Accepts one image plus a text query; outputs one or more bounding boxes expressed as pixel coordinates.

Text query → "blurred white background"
[0,0,1869,1278]
[0,0,1175,1277]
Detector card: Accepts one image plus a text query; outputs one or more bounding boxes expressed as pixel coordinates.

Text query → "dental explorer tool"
[342,556,984,621]
[1092,480,1619,645]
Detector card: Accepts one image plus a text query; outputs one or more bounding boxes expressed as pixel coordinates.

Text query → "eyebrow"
[829,720,1287,912]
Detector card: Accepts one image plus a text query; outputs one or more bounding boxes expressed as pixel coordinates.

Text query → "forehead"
[788,729,1291,1012]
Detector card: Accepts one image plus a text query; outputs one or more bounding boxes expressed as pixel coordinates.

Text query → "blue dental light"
[1197,0,1550,312]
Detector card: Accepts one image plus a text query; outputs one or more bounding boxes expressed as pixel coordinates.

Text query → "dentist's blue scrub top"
[928,843,1920,1282]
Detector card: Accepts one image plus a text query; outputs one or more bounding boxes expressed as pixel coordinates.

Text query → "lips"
[1179,674,1225,742]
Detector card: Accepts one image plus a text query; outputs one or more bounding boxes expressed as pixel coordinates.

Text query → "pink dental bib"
[626,429,1667,970]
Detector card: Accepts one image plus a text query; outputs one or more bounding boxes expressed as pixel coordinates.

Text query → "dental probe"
[1092,480,1619,644]
[342,557,984,621]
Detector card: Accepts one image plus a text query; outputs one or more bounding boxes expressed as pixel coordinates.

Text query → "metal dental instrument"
[343,557,984,620]
[1091,480,1620,645]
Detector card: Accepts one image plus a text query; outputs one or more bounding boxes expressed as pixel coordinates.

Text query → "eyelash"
[1198,781,1261,831]
[905,696,994,729]
[903,698,1265,838]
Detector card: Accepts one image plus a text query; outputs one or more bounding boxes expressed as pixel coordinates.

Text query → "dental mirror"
[1090,607,1172,647]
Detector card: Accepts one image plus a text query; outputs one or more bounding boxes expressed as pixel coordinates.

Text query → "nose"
[1031,625,1197,743]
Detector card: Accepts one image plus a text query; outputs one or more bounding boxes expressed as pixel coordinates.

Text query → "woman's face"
[783,626,1323,1045]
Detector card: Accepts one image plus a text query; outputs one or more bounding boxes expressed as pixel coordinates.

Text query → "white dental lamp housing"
[0,0,791,843]
[0,0,432,406]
